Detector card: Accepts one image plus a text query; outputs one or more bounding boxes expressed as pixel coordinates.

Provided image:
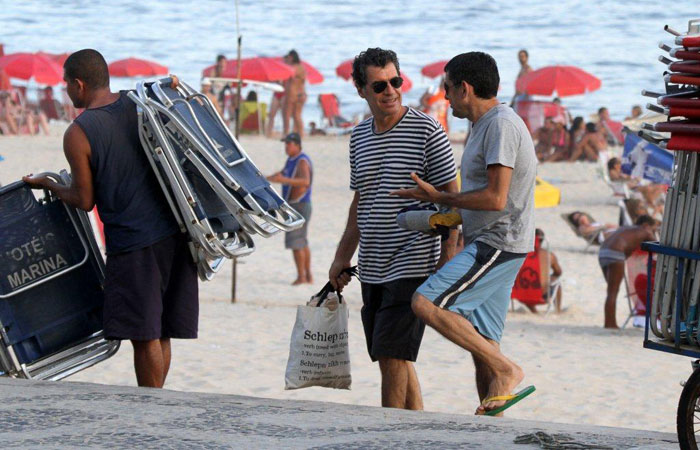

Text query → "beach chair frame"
[0,173,119,380]
[560,212,605,252]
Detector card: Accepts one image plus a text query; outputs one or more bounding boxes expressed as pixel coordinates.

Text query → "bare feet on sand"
[475,363,524,416]
[291,278,305,286]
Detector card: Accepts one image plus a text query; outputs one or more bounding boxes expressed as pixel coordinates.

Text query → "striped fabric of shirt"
[350,107,457,283]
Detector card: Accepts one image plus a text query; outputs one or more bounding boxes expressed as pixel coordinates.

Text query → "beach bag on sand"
[285,267,356,390]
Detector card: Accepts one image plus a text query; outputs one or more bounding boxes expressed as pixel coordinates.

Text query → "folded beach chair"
[0,172,119,380]
[127,77,304,280]
[560,212,608,252]
[511,235,561,314]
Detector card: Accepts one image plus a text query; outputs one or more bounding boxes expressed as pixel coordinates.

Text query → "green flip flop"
[482,385,536,416]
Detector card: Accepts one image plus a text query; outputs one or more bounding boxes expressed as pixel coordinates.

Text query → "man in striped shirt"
[329,48,458,410]
[393,52,537,416]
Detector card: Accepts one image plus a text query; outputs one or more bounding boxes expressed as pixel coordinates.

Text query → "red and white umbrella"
[516,65,601,97]
[335,59,412,92]
[0,52,64,85]
[38,51,71,67]
[203,57,294,82]
[109,57,169,77]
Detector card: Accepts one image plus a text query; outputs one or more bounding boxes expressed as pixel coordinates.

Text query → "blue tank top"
[74,91,178,254]
[281,153,312,203]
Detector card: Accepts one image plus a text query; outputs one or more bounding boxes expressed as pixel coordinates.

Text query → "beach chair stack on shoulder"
[127,77,305,280]
[639,20,700,344]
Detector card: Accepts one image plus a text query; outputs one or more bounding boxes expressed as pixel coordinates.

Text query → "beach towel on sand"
[285,275,354,390]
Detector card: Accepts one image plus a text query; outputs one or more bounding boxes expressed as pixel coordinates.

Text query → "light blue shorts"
[415,241,525,342]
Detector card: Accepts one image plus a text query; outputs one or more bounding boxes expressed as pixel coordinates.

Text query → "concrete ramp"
[0,378,677,449]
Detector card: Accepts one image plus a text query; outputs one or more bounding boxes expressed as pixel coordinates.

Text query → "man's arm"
[267,159,311,187]
[329,191,360,291]
[392,165,513,212]
[550,252,562,281]
[22,123,94,211]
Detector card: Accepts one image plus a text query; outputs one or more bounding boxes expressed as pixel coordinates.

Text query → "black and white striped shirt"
[350,107,457,283]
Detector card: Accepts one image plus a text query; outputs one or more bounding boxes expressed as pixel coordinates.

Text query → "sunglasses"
[371,76,403,94]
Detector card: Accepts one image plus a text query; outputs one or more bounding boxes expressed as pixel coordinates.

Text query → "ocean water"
[0,1,695,129]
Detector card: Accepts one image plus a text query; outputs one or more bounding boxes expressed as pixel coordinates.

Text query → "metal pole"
[231,0,242,303]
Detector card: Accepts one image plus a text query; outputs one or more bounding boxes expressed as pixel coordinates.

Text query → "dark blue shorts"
[103,233,199,341]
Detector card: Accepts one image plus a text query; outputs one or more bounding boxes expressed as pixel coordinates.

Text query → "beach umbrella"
[38,51,71,67]
[273,56,323,84]
[335,59,412,92]
[421,60,449,78]
[109,57,169,77]
[516,65,601,97]
[203,57,295,82]
[0,52,64,85]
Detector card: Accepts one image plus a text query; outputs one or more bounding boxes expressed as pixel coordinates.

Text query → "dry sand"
[0,123,689,433]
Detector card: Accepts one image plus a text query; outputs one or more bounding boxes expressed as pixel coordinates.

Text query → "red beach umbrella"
[203,57,295,82]
[38,51,71,67]
[335,59,412,92]
[273,57,323,84]
[421,60,449,78]
[0,52,64,85]
[109,57,169,77]
[516,65,601,97]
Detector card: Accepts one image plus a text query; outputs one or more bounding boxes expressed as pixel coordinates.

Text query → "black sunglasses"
[371,76,403,94]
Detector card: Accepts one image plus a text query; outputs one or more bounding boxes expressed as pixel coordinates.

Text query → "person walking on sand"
[267,132,313,285]
[22,49,198,389]
[393,51,537,416]
[329,48,458,411]
[598,215,658,329]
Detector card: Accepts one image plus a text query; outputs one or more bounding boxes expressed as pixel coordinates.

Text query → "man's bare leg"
[378,357,415,409]
[303,246,313,283]
[412,294,523,414]
[405,361,424,410]
[160,338,171,384]
[132,339,166,388]
[291,249,305,285]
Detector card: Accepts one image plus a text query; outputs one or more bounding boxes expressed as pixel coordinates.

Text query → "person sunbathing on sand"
[569,211,617,243]
[598,215,658,328]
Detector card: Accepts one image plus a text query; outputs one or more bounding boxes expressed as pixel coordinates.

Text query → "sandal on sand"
[482,385,536,416]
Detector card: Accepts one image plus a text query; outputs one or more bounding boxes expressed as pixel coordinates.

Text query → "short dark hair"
[585,122,597,133]
[519,49,529,57]
[535,228,545,239]
[444,52,499,99]
[598,106,608,115]
[63,49,109,89]
[352,48,400,88]
[287,49,300,64]
[607,157,620,171]
[216,54,226,63]
[635,214,656,226]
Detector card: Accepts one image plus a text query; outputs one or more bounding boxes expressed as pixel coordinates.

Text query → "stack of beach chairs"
[641,20,700,344]
[128,77,305,281]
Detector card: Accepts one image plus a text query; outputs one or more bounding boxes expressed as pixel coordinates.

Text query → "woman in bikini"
[283,50,307,138]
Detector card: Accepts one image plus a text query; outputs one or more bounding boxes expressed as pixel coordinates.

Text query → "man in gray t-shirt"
[393,52,536,417]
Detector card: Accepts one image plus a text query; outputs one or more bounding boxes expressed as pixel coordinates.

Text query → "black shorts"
[103,234,199,341]
[360,277,427,362]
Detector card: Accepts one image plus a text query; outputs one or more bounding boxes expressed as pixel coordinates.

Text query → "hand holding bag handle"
[315,266,357,306]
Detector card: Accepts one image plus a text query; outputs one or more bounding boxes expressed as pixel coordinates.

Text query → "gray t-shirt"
[459,104,536,254]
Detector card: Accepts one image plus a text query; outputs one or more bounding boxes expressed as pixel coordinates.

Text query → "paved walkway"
[0,378,678,449]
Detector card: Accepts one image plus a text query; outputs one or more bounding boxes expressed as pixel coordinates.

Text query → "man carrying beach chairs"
[394,52,537,416]
[329,48,458,410]
[22,49,199,389]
